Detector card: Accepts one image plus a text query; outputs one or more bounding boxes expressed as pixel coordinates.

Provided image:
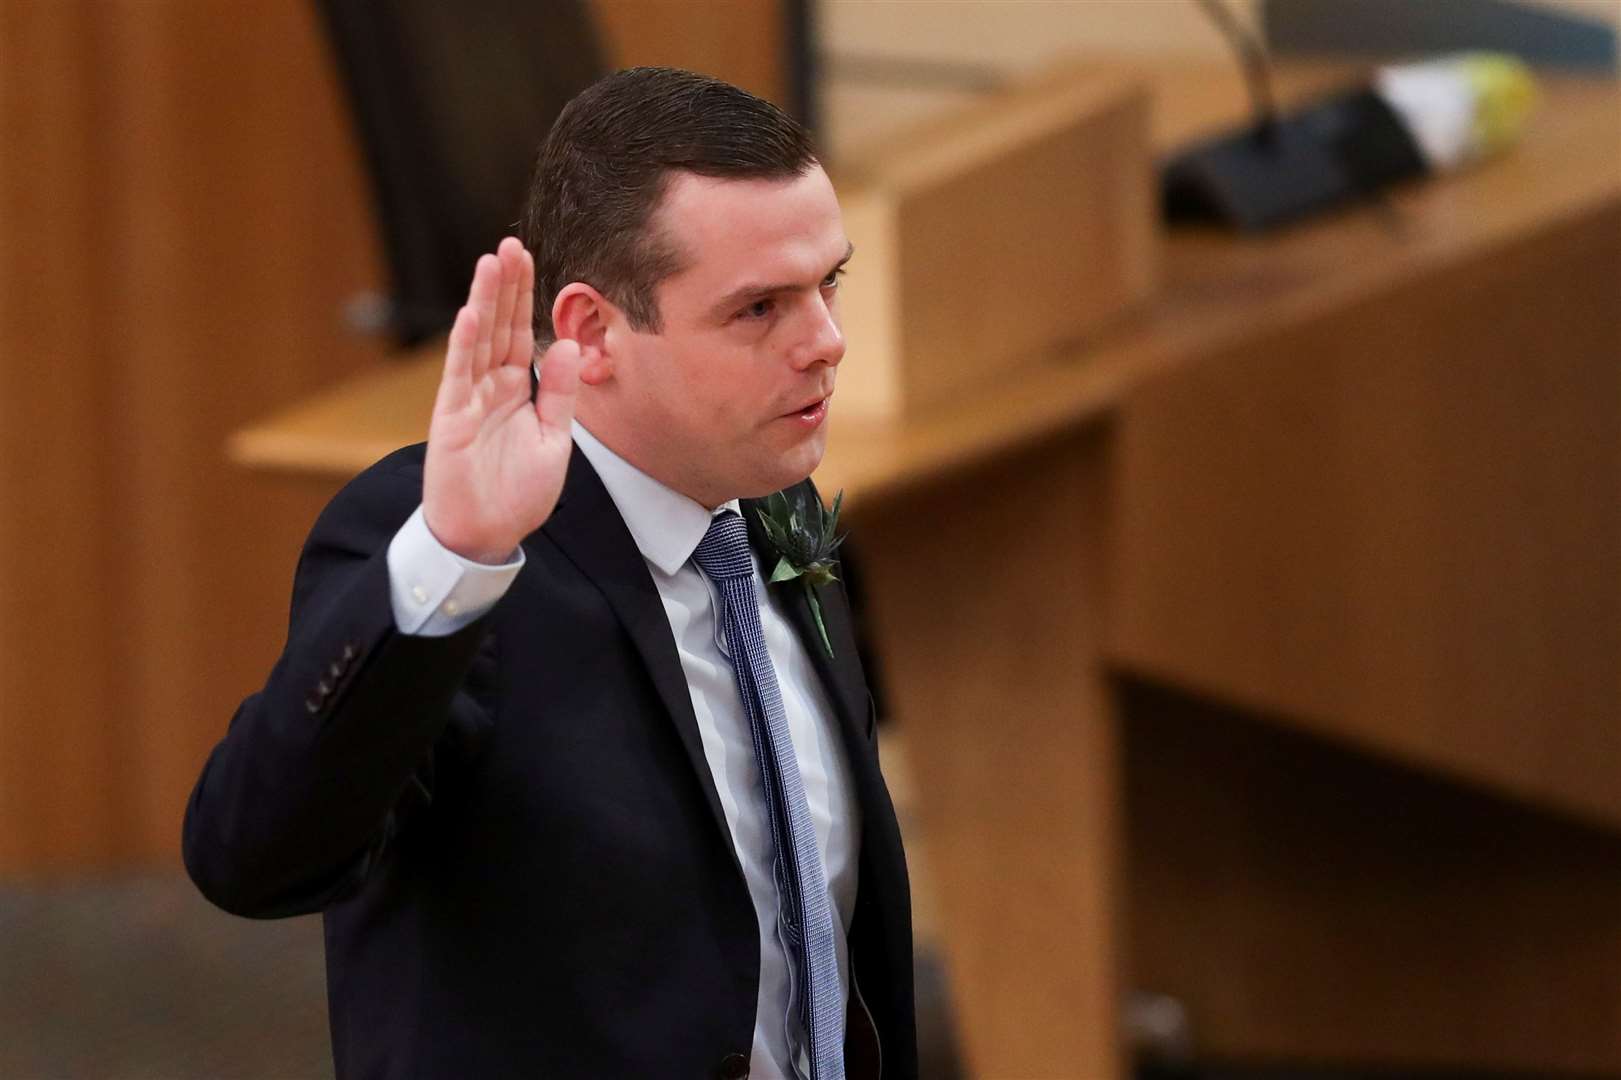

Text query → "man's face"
[591,165,850,507]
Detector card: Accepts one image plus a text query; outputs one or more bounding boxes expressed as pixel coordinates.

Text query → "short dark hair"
[521,67,819,345]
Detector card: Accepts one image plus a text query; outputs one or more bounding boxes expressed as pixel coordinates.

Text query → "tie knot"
[692,510,754,582]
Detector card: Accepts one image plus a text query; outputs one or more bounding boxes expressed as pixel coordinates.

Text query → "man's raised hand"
[423,237,582,564]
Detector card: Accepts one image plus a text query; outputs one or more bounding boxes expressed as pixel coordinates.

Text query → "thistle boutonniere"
[756,489,846,659]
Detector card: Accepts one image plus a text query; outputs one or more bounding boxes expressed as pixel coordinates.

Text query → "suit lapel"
[741,486,873,759]
[537,460,878,875]
[537,450,739,870]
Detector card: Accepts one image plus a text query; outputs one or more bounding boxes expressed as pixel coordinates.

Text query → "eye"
[737,298,774,321]
[822,267,845,289]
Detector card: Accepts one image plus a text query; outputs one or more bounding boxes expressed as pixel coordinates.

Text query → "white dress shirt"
[385,422,861,1079]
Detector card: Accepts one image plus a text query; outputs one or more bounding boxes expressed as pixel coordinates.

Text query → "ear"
[552,283,616,386]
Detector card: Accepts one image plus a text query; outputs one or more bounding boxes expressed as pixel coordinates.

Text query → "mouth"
[781,386,834,418]
[779,394,830,426]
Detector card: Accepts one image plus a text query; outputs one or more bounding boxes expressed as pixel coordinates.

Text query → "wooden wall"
[596,0,787,106]
[1108,202,1621,831]
[1124,679,1621,1071]
[0,2,388,873]
[0,0,787,874]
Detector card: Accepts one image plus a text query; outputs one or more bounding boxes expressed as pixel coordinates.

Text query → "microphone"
[1162,0,1538,231]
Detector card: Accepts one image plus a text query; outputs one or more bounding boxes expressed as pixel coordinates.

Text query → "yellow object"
[1457,53,1540,161]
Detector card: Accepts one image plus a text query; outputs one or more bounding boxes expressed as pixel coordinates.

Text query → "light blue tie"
[693,510,844,1080]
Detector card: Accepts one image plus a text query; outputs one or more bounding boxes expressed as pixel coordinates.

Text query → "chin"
[740,450,823,500]
[781,438,828,489]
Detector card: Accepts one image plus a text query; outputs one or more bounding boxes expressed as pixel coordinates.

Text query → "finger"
[468,253,500,382]
[533,338,582,436]
[434,304,478,416]
[511,248,536,368]
[490,237,522,368]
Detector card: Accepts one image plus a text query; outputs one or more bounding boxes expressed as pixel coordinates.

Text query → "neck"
[573,410,725,512]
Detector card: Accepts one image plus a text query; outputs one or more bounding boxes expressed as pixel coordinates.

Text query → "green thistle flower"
[756,489,846,658]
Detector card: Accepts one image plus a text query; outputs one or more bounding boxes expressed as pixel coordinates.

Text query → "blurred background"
[1,1,1618,1077]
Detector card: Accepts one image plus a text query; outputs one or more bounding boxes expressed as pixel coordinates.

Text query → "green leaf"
[806,585,835,658]
[769,557,802,583]
[757,508,787,545]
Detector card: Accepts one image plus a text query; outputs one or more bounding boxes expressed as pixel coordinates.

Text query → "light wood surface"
[855,432,1125,1077]
[1110,201,1621,829]
[833,65,1157,418]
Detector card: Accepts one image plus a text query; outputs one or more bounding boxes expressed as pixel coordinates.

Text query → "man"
[183,67,915,1079]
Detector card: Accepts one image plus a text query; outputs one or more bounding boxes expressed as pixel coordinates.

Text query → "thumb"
[534,339,583,435]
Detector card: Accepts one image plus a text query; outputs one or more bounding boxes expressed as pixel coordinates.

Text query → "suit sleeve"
[182,456,497,918]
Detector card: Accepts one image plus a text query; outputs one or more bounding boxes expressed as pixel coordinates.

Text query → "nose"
[789,292,845,371]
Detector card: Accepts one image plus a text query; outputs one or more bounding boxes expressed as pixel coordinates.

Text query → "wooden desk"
[230,67,1621,1077]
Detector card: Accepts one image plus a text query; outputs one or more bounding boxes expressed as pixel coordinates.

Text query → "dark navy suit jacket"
[183,444,915,1079]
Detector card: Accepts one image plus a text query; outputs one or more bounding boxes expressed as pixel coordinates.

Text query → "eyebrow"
[709,242,855,321]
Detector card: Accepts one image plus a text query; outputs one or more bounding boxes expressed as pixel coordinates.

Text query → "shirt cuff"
[386,505,524,637]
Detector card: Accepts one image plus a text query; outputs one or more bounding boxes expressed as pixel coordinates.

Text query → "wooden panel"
[853,430,1124,1078]
[834,66,1157,418]
[819,0,1262,73]
[1109,199,1621,829]
[1124,679,1621,1070]
[0,1,125,869]
[592,0,788,106]
[0,1,386,872]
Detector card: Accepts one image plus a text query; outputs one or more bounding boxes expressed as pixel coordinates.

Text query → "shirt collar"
[571,420,741,577]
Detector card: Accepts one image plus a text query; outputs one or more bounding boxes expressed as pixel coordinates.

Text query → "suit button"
[717,1052,749,1079]
[304,695,321,715]
[328,660,343,679]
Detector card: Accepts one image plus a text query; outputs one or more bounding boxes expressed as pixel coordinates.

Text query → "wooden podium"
[231,66,1621,1077]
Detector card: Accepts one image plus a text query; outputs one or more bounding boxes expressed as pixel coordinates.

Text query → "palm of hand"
[423,238,582,564]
